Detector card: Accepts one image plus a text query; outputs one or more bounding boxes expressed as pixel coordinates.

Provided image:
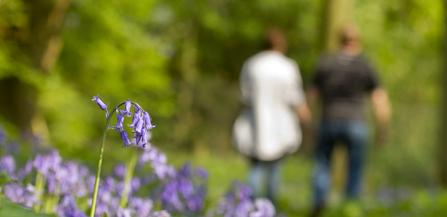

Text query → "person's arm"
[294,102,312,126]
[371,88,391,126]
[371,88,391,143]
[306,85,319,109]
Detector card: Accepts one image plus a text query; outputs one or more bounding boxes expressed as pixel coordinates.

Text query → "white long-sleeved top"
[232,51,305,161]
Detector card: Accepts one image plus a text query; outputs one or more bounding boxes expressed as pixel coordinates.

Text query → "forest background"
[0,0,445,215]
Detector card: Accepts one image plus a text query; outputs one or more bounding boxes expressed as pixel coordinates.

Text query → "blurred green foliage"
[0,0,444,196]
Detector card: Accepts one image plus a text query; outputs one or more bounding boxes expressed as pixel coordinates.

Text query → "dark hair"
[263,28,287,50]
[340,25,360,45]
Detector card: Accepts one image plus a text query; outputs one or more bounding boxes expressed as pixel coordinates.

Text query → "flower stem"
[90,110,115,217]
[120,150,138,207]
[34,172,45,213]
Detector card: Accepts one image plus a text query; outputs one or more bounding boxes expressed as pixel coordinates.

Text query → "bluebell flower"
[140,126,148,148]
[178,178,194,198]
[151,210,171,217]
[91,95,107,110]
[0,155,16,176]
[143,111,156,129]
[123,99,133,117]
[115,113,125,131]
[196,167,209,179]
[114,164,127,178]
[117,207,132,217]
[251,199,276,217]
[129,197,153,217]
[186,195,203,212]
[57,195,88,217]
[134,116,144,134]
[120,130,132,148]
[128,107,141,128]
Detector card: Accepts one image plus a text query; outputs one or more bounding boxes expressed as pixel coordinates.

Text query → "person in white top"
[233,28,311,204]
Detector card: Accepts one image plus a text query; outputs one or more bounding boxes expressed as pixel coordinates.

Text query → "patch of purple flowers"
[214,182,276,217]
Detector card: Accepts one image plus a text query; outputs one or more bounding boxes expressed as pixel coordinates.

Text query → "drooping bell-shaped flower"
[133,132,143,147]
[120,130,132,148]
[141,127,148,148]
[128,107,141,128]
[123,99,132,117]
[92,95,107,110]
[115,113,125,131]
[134,116,144,134]
[143,111,156,129]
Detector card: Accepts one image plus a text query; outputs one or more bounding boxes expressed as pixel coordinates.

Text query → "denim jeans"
[248,158,281,205]
[313,120,368,206]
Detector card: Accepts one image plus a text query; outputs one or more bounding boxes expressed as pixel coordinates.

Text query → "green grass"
[164,149,447,217]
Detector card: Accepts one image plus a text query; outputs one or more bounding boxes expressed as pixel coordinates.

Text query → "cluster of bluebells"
[0,96,280,217]
[92,95,155,148]
[138,147,209,216]
[0,149,175,217]
[212,182,276,217]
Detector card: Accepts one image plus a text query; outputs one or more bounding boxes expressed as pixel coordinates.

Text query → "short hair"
[340,25,360,45]
[263,28,287,50]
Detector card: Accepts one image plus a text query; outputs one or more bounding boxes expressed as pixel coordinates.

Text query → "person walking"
[308,26,391,216]
[232,28,311,205]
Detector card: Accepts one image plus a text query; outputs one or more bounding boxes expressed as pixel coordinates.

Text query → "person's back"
[240,50,304,160]
[313,52,378,121]
[233,28,311,204]
[308,26,391,217]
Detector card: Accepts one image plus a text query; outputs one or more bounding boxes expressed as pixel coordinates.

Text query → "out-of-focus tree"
[440,0,447,187]
[0,0,173,162]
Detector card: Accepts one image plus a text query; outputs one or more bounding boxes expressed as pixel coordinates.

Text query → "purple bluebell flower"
[140,126,148,148]
[178,178,194,198]
[251,199,276,217]
[186,196,203,212]
[143,111,156,129]
[131,177,141,193]
[123,99,133,117]
[196,167,209,179]
[104,176,116,192]
[134,116,144,134]
[128,107,141,128]
[58,195,88,217]
[151,210,171,217]
[114,164,126,178]
[120,130,132,148]
[115,113,125,131]
[92,95,107,110]
[0,155,15,176]
[117,207,132,217]
[4,183,40,209]
[234,199,254,217]
[139,147,158,165]
[129,197,153,217]
[133,132,143,147]
[161,180,183,211]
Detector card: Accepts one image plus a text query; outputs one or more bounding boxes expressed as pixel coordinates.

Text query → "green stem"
[90,110,115,217]
[120,150,138,207]
[34,172,45,213]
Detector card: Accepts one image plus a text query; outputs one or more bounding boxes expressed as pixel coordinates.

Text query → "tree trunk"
[321,0,355,192]
[439,0,447,187]
[0,0,70,140]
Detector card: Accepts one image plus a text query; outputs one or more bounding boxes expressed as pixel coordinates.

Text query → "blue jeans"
[313,120,368,206]
[248,158,281,205]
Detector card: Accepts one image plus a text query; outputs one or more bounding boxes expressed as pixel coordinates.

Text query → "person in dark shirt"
[308,26,391,217]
